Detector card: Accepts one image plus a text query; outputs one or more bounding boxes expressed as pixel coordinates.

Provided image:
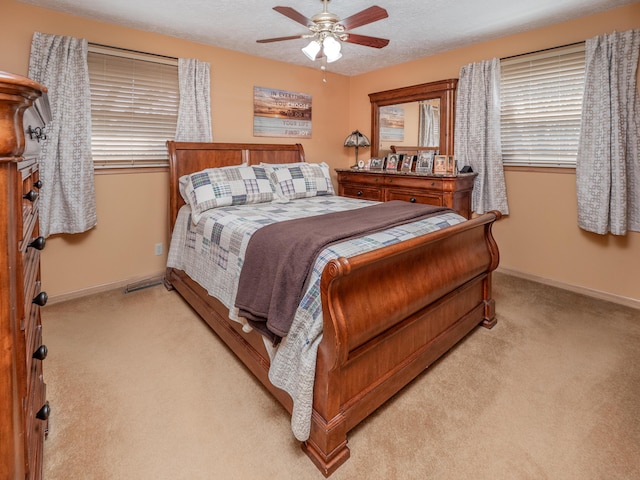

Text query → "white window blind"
[500,43,585,167]
[88,45,179,168]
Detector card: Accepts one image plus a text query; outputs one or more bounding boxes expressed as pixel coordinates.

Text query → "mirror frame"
[369,78,458,158]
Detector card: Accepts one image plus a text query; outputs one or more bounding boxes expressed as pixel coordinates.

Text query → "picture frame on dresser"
[385,153,400,171]
[416,151,434,173]
[433,154,448,174]
[449,155,458,174]
[401,154,415,172]
[369,158,384,170]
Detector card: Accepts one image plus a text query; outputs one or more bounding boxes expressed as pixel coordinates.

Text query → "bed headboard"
[166,141,306,229]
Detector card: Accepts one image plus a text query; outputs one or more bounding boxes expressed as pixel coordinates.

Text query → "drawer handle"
[34,180,43,189]
[36,402,50,421]
[357,191,363,196]
[33,291,48,307]
[23,190,38,202]
[29,236,46,251]
[410,197,417,203]
[33,344,48,361]
[431,182,436,187]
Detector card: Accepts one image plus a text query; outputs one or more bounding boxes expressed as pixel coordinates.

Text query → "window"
[500,43,585,167]
[87,45,179,169]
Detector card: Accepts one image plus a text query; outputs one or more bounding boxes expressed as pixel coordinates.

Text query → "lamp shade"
[323,35,342,63]
[344,130,370,147]
[302,40,321,61]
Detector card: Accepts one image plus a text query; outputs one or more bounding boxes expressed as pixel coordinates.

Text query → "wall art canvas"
[253,86,312,138]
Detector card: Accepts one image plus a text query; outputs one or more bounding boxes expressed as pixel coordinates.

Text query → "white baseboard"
[46,271,166,305]
[497,266,640,310]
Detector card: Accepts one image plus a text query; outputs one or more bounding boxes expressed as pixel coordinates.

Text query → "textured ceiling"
[18,0,636,76]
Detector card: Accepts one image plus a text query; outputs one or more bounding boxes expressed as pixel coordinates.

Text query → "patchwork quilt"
[167,195,465,441]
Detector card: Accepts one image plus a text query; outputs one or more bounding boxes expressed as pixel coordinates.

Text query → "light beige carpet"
[41,272,640,479]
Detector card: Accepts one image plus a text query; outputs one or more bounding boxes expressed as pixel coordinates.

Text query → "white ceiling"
[18,0,636,76]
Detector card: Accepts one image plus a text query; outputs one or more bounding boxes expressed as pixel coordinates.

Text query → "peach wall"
[351,3,640,305]
[2,0,639,305]
[1,0,352,299]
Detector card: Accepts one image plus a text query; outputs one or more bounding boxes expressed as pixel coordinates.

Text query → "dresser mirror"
[369,79,458,158]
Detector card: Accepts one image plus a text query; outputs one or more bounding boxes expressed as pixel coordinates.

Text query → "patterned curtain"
[28,32,96,238]
[455,58,509,214]
[576,29,640,235]
[418,102,438,147]
[175,58,212,142]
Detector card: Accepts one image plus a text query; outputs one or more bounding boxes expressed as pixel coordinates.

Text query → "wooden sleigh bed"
[164,141,501,476]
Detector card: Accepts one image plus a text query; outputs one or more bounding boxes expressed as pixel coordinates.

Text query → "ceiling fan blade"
[257,35,304,44]
[273,6,313,27]
[340,6,388,31]
[344,33,389,49]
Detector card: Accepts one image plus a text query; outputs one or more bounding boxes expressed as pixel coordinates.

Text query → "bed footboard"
[303,211,500,476]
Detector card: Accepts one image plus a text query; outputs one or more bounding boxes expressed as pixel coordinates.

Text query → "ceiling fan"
[257,0,389,64]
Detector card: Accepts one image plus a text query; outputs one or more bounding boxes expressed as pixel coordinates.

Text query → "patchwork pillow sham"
[266,162,335,201]
[178,162,248,201]
[181,165,274,223]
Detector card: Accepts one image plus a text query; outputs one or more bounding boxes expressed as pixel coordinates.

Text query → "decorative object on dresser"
[0,71,50,480]
[165,141,500,477]
[337,168,477,219]
[343,129,370,169]
[415,150,435,173]
[400,154,415,172]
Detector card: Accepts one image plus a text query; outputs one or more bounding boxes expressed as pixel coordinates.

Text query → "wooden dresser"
[1,71,50,480]
[336,169,476,219]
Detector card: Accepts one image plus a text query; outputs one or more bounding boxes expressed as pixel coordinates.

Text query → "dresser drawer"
[337,171,383,187]
[27,360,48,472]
[22,94,50,161]
[386,189,443,207]
[340,184,383,201]
[26,321,45,396]
[20,160,40,251]
[385,175,443,192]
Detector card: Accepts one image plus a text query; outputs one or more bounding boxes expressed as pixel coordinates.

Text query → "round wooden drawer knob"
[36,402,50,421]
[32,291,48,307]
[23,190,38,202]
[29,236,46,250]
[33,344,48,361]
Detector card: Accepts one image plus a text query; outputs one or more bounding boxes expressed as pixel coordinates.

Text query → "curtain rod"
[88,41,178,61]
[501,40,585,60]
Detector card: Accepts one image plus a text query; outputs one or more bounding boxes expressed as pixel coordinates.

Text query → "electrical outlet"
[154,243,163,256]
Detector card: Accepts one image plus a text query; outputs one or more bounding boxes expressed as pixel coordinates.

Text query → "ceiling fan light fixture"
[302,40,321,61]
[323,35,342,63]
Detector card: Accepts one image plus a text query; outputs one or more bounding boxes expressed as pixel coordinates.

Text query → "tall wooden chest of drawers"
[0,71,50,480]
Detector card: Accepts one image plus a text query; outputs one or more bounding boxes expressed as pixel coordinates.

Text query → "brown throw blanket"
[235,201,453,344]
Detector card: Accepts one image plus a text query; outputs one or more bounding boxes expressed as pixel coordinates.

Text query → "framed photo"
[369,158,383,170]
[433,155,448,174]
[385,153,400,171]
[415,151,434,173]
[401,154,415,172]
[448,155,458,174]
